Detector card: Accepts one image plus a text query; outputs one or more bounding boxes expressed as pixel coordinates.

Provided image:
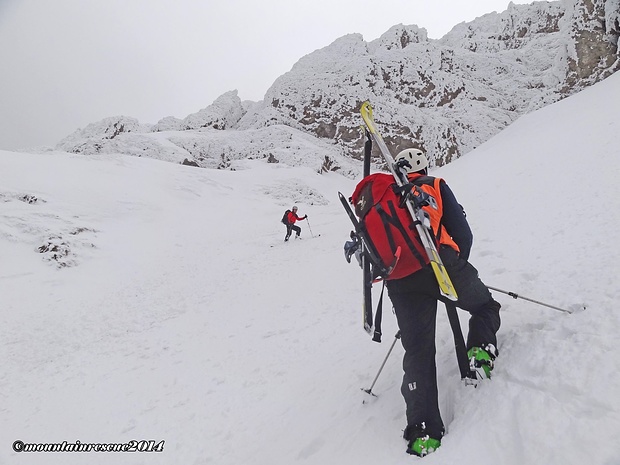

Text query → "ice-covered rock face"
[564,0,620,87]
[55,0,618,174]
[246,0,618,168]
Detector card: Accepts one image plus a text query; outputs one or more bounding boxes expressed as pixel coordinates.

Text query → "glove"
[411,188,432,209]
[395,184,431,209]
[344,239,360,264]
[304,215,308,219]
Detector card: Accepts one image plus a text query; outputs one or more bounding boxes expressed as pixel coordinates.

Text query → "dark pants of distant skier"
[386,245,501,439]
[285,223,301,241]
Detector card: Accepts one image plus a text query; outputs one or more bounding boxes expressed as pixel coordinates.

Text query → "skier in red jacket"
[386,148,500,457]
[284,206,307,241]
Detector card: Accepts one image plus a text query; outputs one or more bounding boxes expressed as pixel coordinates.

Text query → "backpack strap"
[375,201,427,269]
[445,302,477,380]
[372,280,386,343]
[407,176,442,243]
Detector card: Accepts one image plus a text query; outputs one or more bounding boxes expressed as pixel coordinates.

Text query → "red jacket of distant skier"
[287,211,304,224]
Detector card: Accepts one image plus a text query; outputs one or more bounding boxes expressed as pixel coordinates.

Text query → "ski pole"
[306,218,314,237]
[487,285,574,314]
[362,330,401,399]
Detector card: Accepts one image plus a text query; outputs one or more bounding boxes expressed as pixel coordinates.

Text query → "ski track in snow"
[2,73,620,465]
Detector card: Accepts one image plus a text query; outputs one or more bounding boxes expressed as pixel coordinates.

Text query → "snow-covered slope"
[2,73,620,465]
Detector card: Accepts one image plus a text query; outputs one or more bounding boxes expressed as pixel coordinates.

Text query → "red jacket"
[287,211,305,224]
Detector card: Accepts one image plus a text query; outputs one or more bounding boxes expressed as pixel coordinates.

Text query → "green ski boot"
[467,344,498,380]
[407,435,441,457]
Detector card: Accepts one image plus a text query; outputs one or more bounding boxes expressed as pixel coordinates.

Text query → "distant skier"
[383,148,501,457]
[284,206,307,241]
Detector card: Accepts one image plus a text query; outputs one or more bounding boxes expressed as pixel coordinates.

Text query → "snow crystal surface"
[1,73,620,465]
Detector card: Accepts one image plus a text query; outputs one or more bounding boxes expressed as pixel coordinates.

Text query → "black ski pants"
[385,245,501,438]
[285,224,301,240]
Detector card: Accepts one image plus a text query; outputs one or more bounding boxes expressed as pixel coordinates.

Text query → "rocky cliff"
[56,0,619,175]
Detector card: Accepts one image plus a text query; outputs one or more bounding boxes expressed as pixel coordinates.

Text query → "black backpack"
[281,210,291,224]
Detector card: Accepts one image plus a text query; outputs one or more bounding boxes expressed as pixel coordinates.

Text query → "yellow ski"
[360,101,458,301]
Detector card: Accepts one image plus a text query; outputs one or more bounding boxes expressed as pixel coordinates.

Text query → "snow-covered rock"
[250,0,618,167]
[54,0,619,172]
[56,116,151,149]
[564,0,620,88]
[176,90,245,131]
[166,125,359,177]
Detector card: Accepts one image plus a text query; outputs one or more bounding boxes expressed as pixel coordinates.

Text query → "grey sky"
[0,0,531,150]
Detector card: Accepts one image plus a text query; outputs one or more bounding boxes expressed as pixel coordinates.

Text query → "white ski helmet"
[395,148,428,173]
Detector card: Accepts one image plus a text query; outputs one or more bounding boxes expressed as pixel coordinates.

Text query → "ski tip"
[360,101,373,120]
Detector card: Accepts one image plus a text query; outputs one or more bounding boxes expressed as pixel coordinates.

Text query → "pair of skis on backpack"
[340,101,458,300]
